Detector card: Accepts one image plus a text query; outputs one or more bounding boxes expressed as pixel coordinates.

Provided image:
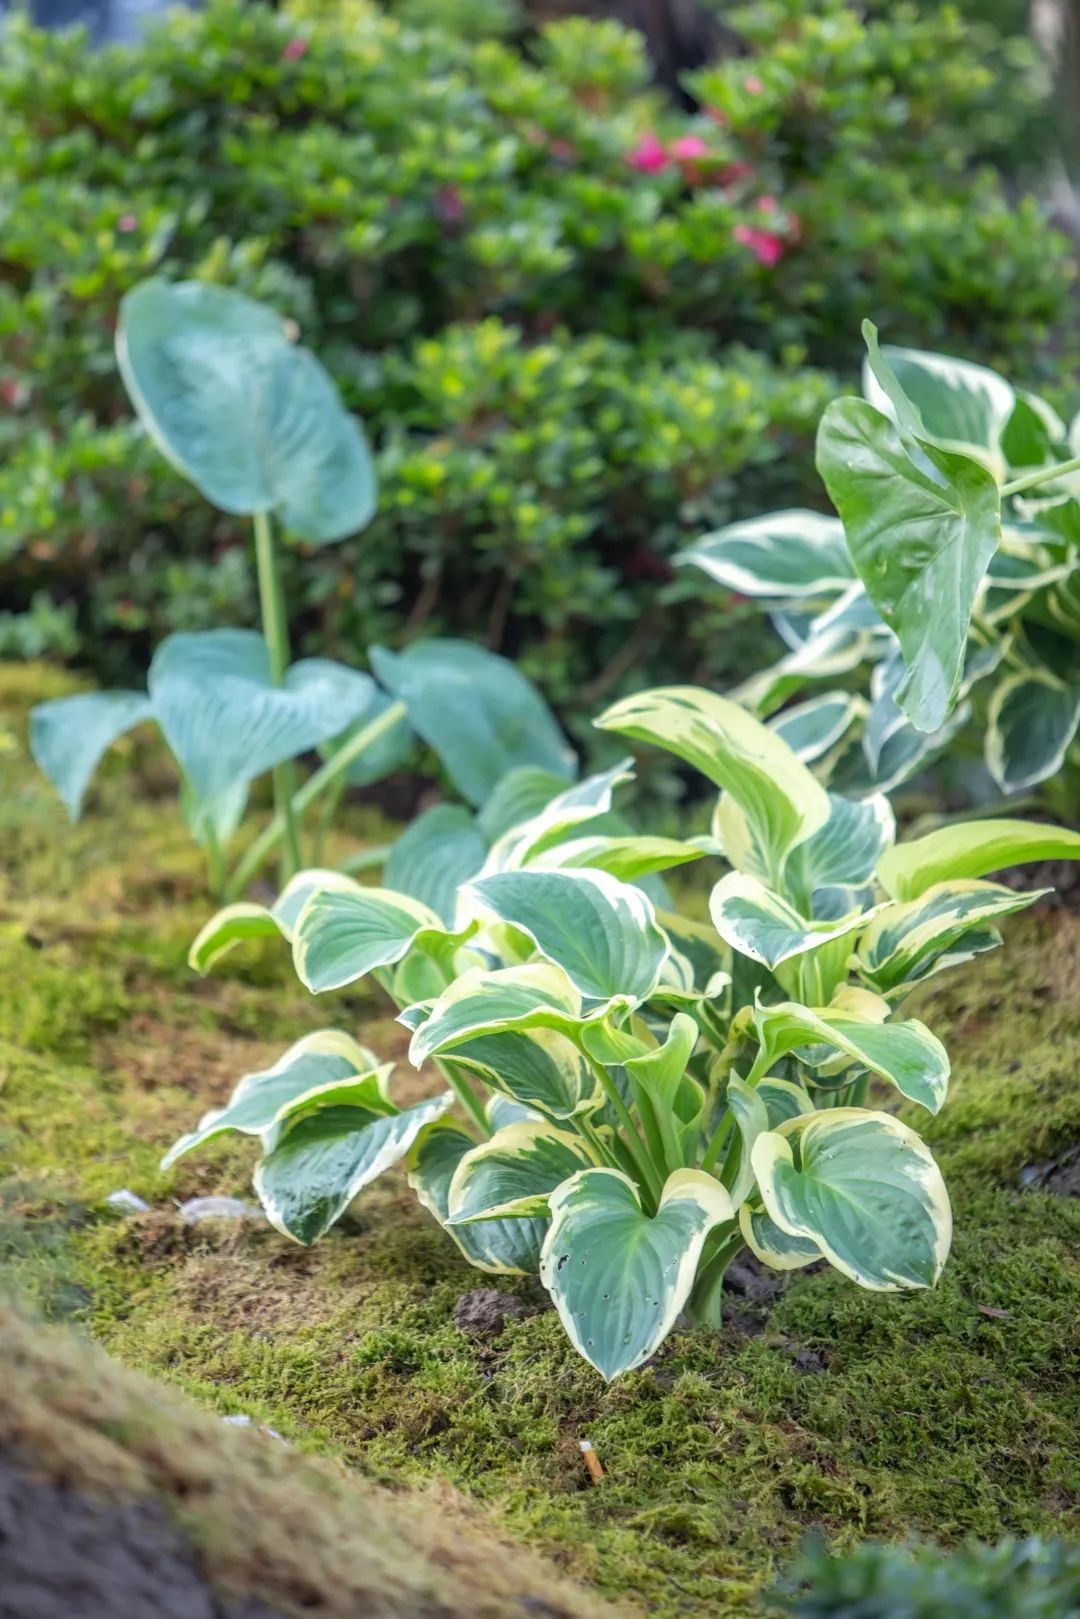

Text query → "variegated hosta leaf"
[476,766,569,845]
[383,804,488,928]
[876,816,1080,901]
[734,622,876,718]
[856,881,1048,996]
[756,1077,816,1126]
[597,687,830,882]
[188,868,353,974]
[750,1000,949,1114]
[481,760,634,872]
[987,671,1080,794]
[768,693,862,764]
[784,793,895,905]
[530,833,703,882]
[370,639,576,809]
[739,1204,822,1271]
[722,1073,770,1207]
[539,1168,734,1380]
[709,872,866,973]
[465,868,669,1003]
[149,629,374,809]
[447,1120,596,1223]
[256,1091,453,1244]
[161,1031,391,1169]
[441,1027,602,1120]
[29,690,153,820]
[829,700,971,799]
[623,1013,703,1168]
[293,884,457,994]
[861,340,1015,474]
[407,962,598,1068]
[407,1120,547,1274]
[751,1109,952,1290]
[678,510,854,598]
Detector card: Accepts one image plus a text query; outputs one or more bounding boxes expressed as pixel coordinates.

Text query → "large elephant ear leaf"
[752,1109,952,1290]
[539,1168,733,1380]
[862,339,1015,472]
[117,277,376,542]
[370,639,576,809]
[149,629,374,810]
[596,686,829,883]
[29,690,153,819]
[876,817,1080,901]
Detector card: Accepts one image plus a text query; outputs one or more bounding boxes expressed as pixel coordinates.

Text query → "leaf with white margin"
[785,793,895,902]
[118,278,376,542]
[482,760,635,873]
[188,868,352,974]
[739,1204,823,1271]
[756,1077,815,1127]
[294,884,457,994]
[876,816,1080,901]
[731,626,875,720]
[256,1090,452,1244]
[751,1109,952,1290]
[709,872,866,971]
[529,833,703,882]
[769,693,862,763]
[750,1001,949,1114]
[466,868,669,1004]
[597,686,829,883]
[407,1120,547,1274]
[408,963,600,1068]
[447,1120,596,1223]
[722,1073,770,1207]
[539,1168,734,1380]
[161,1031,390,1169]
[862,341,1014,474]
[678,510,854,598]
[370,638,575,809]
[30,690,154,820]
[856,881,1048,996]
[987,671,1080,794]
[441,1027,602,1120]
[384,804,488,927]
[149,629,374,808]
[476,767,569,844]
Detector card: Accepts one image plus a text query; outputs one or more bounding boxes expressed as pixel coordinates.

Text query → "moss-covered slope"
[2,662,1079,1617]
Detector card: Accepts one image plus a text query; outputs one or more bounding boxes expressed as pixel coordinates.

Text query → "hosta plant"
[30,279,574,895]
[165,686,1080,1379]
[683,323,1080,801]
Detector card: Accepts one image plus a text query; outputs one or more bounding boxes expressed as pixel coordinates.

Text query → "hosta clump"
[167,688,1080,1380]
[683,322,1080,800]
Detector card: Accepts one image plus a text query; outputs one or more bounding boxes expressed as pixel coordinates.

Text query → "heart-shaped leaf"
[30,690,154,819]
[118,278,376,542]
[539,1168,733,1380]
[448,1120,596,1223]
[752,1109,951,1290]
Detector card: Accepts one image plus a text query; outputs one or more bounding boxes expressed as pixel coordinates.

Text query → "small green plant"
[684,323,1080,802]
[166,684,1080,1380]
[30,279,575,896]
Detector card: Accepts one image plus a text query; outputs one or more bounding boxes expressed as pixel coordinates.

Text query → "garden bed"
[2,661,1079,1617]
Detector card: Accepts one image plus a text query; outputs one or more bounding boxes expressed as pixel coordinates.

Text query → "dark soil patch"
[453,1287,533,1339]
[1022,1142,1080,1197]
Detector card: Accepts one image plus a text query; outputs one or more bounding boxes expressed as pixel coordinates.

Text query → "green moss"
[1,661,1078,1617]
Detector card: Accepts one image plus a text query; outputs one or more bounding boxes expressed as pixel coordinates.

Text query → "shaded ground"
[2,661,1080,1617]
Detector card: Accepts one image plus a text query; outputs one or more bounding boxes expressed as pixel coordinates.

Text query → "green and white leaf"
[539,1168,734,1380]
[679,510,854,598]
[482,760,634,872]
[476,767,569,845]
[407,963,596,1067]
[407,1120,547,1274]
[384,804,488,928]
[862,341,1014,475]
[442,1026,602,1120]
[530,833,703,882]
[739,1204,822,1271]
[987,670,1080,794]
[856,881,1048,996]
[751,1109,952,1290]
[29,690,153,819]
[876,817,1080,901]
[769,693,862,764]
[447,1120,596,1223]
[188,868,352,974]
[750,1001,949,1114]
[293,884,455,994]
[708,872,866,972]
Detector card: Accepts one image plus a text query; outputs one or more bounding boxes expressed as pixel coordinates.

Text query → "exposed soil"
[1022,1142,1080,1197]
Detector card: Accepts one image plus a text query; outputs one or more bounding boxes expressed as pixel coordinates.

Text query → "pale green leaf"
[876,817,1080,901]
[384,804,487,927]
[750,1000,949,1114]
[30,690,153,819]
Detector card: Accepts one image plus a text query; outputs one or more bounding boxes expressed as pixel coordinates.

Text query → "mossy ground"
[2,662,1079,1616]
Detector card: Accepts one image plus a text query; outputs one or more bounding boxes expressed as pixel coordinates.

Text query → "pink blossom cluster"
[625,129,796,266]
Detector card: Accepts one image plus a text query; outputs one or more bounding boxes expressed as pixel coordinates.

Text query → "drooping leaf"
[161,1031,391,1169]
[188,868,353,974]
[597,686,830,881]
[876,817,1080,901]
[149,630,373,809]
[539,1168,734,1380]
[750,1001,949,1114]
[444,1027,602,1119]
[370,639,575,808]
[447,1120,595,1223]
[856,881,1046,996]
[118,278,376,542]
[384,804,488,927]
[987,671,1080,794]
[739,1203,822,1271]
[406,1120,547,1274]
[678,510,854,598]
[768,693,862,763]
[255,1091,452,1244]
[407,963,592,1067]
[708,872,865,972]
[751,1109,952,1290]
[482,760,634,872]
[293,883,454,994]
[30,690,154,819]
[466,868,669,1003]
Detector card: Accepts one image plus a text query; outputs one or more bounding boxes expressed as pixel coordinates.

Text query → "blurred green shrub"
[773,1534,1080,1618]
[0,0,1072,726]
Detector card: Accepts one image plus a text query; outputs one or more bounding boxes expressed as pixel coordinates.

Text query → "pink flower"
[744,74,764,94]
[757,194,778,213]
[116,214,138,233]
[669,134,710,162]
[627,132,670,174]
[734,224,785,267]
[281,37,308,61]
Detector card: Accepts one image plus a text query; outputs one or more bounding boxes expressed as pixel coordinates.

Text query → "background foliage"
[0,0,1072,733]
